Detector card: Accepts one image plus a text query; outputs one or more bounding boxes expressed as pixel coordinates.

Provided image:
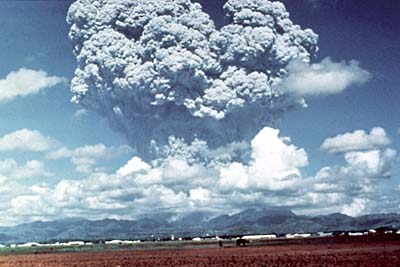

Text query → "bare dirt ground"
[1,235,400,267]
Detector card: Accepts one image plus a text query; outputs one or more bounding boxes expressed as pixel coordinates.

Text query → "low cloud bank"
[1,126,396,225]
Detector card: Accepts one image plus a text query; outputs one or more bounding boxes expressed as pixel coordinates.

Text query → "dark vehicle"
[236,238,250,247]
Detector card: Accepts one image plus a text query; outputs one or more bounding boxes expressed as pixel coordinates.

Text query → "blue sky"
[278,0,400,173]
[0,0,130,180]
[0,0,398,225]
[0,0,123,145]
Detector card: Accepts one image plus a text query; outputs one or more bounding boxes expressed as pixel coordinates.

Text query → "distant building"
[285,233,295,239]
[374,227,396,235]
[368,229,377,235]
[105,240,123,245]
[348,232,364,236]
[317,232,333,237]
[17,242,41,247]
[242,234,276,240]
[67,241,85,246]
[286,233,311,238]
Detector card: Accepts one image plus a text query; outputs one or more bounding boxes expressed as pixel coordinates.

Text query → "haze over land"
[0,0,399,226]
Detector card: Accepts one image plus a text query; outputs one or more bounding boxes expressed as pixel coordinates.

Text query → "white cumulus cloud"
[0,129,56,152]
[116,157,151,176]
[0,159,52,179]
[0,68,66,102]
[219,127,308,191]
[321,127,390,153]
[47,144,132,173]
[282,57,371,96]
[344,148,397,178]
[341,198,367,217]
[2,126,398,224]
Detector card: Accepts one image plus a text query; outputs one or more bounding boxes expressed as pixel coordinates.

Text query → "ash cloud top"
[67,0,318,158]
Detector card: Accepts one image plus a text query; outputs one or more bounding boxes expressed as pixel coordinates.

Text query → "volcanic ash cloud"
[67,0,318,158]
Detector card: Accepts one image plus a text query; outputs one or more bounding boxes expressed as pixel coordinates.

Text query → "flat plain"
[0,235,399,267]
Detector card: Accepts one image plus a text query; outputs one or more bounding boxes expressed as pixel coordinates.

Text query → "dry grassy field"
[0,235,399,267]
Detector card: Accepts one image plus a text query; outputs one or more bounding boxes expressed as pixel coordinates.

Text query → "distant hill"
[1,208,400,245]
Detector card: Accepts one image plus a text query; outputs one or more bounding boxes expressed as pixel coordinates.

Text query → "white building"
[349,232,364,236]
[17,242,41,247]
[67,241,85,246]
[368,229,377,235]
[242,234,277,240]
[286,233,311,238]
[105,240,123,245]
[317,232,333,237]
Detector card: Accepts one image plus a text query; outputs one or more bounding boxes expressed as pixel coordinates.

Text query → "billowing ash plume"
[67,0,318,158]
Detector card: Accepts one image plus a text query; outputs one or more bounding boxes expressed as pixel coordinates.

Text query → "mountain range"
[1,208,400,245]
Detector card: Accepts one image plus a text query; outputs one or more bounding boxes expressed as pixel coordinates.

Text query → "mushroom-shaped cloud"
[67,0,318,159]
